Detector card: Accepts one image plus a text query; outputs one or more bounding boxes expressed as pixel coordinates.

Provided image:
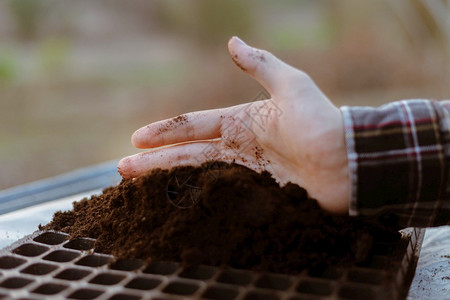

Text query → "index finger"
[131,103,249,149]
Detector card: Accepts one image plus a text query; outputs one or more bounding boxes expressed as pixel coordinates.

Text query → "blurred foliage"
[155,0,252,46]
[8,0,46,39]
[270,22,336,51]
[0,50,17,84]
[38,37,71,73]
[193,0,252,44]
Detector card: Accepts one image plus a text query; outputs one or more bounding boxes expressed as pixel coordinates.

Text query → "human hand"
[118,37,349,214]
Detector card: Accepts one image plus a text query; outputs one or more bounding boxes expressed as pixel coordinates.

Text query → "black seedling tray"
[0,228,424,300]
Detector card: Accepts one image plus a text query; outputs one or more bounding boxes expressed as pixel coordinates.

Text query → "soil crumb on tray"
[41,162,400,274]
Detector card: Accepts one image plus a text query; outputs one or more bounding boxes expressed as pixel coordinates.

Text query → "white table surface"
[0,190,98,249]
[0,192,449,299]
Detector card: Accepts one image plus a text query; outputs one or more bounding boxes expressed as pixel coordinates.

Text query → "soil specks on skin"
[231,49,265,72]
[231,53,247,72]
[117,166,124,176]
[224,138,240,151]
[158,114,188,134]
[249,49,266,63]
[253,146,268,168]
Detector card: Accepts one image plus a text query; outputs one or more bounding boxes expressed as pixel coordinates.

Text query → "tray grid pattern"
[0,229,424,300]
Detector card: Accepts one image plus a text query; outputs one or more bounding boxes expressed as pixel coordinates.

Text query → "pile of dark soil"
[41,162,400,274]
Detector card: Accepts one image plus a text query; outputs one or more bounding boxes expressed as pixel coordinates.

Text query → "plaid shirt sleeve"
[340,99,450,228]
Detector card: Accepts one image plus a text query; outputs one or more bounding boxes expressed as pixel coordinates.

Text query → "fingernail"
[233,36,247,47]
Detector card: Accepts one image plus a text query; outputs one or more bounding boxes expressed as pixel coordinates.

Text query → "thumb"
[228,36,307,98]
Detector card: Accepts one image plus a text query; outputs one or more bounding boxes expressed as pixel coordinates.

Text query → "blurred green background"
[0,0,449,189]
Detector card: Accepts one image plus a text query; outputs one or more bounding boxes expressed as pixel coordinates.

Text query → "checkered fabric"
[341,100,450,227]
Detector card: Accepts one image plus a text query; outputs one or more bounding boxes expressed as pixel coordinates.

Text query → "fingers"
[132,110,219,149]
[228,36,308,98]
[118,139,263,179]
[131,103,249,149]
[118,140,227,178]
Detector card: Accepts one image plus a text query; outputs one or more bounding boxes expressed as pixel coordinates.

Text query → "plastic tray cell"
[0,228,424,299]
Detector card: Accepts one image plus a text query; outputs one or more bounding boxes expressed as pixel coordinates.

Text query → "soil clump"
[41,162,400,274]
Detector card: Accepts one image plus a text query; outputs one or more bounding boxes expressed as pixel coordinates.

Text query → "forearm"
[341,99,450,228]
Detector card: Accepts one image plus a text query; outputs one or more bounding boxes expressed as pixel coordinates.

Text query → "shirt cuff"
[340,100,450,227]
[340,106,358,217]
